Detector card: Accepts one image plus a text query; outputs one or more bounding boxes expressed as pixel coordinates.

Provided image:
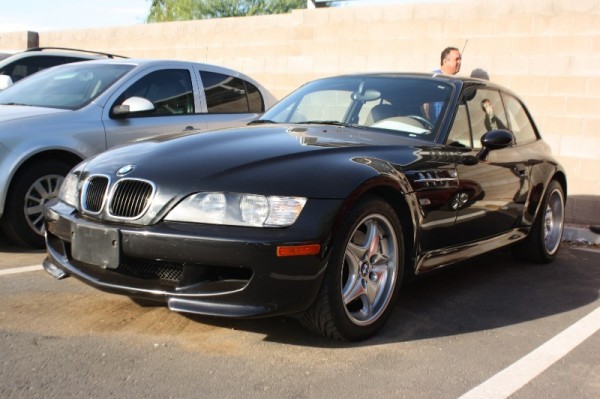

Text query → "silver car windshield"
[0,63,134,110]
[261,76,454,141]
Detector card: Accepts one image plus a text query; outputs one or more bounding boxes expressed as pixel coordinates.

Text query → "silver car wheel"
[24,173,64,235]
[341,213,398,326]
[543,187,564,256]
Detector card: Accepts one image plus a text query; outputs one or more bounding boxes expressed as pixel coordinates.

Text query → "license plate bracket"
[71,222,120,269]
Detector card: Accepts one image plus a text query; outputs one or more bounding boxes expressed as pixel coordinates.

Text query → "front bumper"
[44,200,339,318]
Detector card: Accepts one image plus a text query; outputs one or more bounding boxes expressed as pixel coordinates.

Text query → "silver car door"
[102,66,207,149]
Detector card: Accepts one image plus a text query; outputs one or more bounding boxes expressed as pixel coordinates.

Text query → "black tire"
[512,180,565,263]
[301,196,404,341]
[1,160,73,248]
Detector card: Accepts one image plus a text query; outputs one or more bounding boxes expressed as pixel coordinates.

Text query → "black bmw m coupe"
[43,73,566,341]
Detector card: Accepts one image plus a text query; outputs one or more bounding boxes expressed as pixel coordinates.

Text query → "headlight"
[58,171,81,208]
[57,161,88,208]
[165,192,307,227]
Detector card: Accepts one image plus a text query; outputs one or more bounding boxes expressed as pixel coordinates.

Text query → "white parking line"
[0,265,43,276]
[459,306,600,399]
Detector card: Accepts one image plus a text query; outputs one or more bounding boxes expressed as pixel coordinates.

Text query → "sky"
[0,0,150,33]
[0,0,439,34]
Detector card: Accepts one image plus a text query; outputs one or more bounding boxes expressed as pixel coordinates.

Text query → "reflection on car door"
[102,67,207,149]
[446,88,529,245]
[196,70,266,130]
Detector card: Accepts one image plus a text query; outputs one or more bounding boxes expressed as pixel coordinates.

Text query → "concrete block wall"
[1,0,598,225]
[0,31,38,51]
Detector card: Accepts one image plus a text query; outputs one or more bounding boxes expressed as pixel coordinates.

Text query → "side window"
[116,69,194,116]
[0,55,79,82]
[245,80,264,113]
[446,102,471,147]
[465,89,508,148]
[503,94,538,145]
[200,71,264,113]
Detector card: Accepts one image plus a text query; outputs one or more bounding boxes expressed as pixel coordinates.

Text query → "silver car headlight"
[165,192,307,227]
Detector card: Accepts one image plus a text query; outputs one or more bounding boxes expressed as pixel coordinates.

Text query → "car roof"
[71,58,268,87]
[0,47,126,67]
[22,47,126,57]
[311,72,513,95]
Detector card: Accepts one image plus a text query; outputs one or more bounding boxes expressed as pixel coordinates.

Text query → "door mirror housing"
[0,75,13,91]
[477,129,514,160]
[112,96,155,117]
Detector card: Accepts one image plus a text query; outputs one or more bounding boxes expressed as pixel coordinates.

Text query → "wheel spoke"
[23,174,65,236]
[339,210,399,327]
[366,265,388,305]
[25,204,44,216]
[365,220,382,259]
[359,295,373,319]
[342,276,366,305]
[30,213,44,230]
[31,180,51,199]
[346,241,365,267]
[543,189,564,255]
[342,249,362,304]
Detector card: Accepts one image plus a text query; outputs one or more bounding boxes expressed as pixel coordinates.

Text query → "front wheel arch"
[301,194,409,340]
[325,185,417,279]
[1,151,82,247]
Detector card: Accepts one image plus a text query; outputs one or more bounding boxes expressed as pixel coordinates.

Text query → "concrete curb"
[563,224,600,245]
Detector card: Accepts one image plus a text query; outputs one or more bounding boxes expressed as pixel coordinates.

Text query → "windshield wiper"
[0,102,29,106]
[298,120,368,129]
[298,120,349,126]
[248,119,277,125]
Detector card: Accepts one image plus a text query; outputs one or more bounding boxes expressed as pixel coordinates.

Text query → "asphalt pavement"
[0,229,599,398]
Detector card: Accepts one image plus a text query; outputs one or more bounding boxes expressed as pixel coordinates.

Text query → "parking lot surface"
[1,235,599,398]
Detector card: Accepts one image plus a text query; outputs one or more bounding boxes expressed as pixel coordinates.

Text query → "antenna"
[462,39,469,56]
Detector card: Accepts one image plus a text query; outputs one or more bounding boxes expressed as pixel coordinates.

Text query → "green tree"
[147,0,307,22]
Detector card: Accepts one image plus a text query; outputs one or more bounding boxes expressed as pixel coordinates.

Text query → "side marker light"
[276,244,321,257]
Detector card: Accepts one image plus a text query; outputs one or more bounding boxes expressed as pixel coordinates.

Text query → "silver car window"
[0,63,134,110]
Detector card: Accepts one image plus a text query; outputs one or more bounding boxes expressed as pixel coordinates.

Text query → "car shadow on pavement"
[182,246,600,348]
[0,231,45,255]
[381,246,600,344]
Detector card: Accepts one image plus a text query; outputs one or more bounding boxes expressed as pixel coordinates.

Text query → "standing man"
[434,46,462,75]
[425,46,462,122]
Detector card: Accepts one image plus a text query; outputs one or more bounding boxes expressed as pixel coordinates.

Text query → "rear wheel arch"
[513,178,565,263]
[552,171,567,199]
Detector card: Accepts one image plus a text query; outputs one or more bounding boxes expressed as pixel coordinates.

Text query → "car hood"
[0,105,67,122]
[85,124,432,198]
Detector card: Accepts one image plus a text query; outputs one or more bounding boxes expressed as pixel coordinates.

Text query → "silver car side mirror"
[112,96,155,116]
[0,75,13,91]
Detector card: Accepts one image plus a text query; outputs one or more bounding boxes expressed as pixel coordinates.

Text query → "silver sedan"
[0,59,276,247]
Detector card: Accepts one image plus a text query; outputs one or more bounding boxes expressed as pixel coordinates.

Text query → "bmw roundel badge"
[116,165,135,176]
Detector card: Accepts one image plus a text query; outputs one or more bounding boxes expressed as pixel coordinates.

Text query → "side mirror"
[477,129,514,160]
[112,96,155,117]
[0,75,13,91]
[481,129,513,149]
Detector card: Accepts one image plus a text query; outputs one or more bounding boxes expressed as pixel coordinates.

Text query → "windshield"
[0,63,134,110]
[261,76,454,141]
